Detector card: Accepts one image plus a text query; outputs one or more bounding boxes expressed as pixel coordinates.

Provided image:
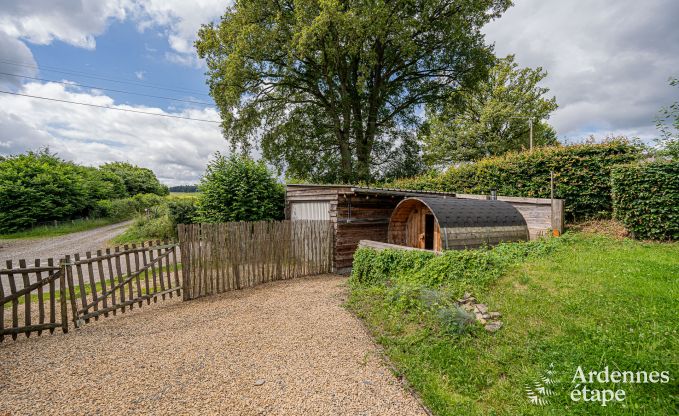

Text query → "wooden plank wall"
[178,220,333,301]
[334,194,401,271]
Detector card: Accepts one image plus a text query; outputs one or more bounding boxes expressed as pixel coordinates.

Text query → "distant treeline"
[169,185,198,193]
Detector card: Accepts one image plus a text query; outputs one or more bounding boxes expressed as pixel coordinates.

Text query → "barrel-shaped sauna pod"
[388,197,529,250]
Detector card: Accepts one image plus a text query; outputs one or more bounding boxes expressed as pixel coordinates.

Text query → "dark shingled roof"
[415,197,528,228]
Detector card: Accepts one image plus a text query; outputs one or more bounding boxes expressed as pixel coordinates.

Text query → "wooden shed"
[388,197,529,250]
[285,184,564,273]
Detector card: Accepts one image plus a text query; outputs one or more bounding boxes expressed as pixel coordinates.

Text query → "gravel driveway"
[0,221,132,290]
[0,275,428,415]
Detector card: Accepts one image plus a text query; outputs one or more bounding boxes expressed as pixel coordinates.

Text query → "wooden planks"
[179,220,333,301]
[0,259,64,341]
[0,241,181,341]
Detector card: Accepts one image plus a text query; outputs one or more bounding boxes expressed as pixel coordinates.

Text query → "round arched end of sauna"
[388,197,529,251]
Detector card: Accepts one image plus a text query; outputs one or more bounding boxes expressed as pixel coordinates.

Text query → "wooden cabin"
[285,184,564,273]
[388,197,529,250]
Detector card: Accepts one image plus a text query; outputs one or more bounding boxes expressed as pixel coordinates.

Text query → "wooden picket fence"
[2,221,334,341]
[1,240,180,341]
[178,220,333,300]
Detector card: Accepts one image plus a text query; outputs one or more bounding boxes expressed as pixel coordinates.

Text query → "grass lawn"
[0,218,123,240]
[348,233,678,415]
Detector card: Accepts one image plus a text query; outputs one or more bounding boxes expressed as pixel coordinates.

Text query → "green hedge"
[612,161,679,240]
[351,236,569,295]
[388,141,641,220]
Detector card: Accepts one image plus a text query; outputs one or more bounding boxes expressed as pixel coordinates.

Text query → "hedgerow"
[350,236,570,296]
[0,150,169,233]
[612,161,679,240]
[388,140,641,220]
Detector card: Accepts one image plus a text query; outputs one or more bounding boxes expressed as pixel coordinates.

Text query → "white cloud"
[483,0,679,142]
[0,31,37,89]
[134,70,145,80]
[0,0,130,49]
[0,82,225,185]
[0,0,227,64]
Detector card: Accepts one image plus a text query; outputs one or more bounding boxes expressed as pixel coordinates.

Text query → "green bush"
[351,236,569,296]
[388,140,641,220]
[167,198,197,225]
[0,150,88,232]
[612,161,679,240]
[195,153,284,222]
[0,150,169,233]
[92,193,166,221]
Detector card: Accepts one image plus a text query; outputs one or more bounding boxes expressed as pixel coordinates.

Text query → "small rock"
[485,321,503,332]
[463,292,472,300]
[481,313,490,320]
[478,318,488,325]
[475,304,488,314]
[489,312,501,319]
[254,379,266,386]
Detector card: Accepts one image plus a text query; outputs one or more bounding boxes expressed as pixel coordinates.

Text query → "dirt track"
[0,275,427,415]
[0,221,132,290]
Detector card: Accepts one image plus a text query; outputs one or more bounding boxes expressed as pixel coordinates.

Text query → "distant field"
[168,192,199,198]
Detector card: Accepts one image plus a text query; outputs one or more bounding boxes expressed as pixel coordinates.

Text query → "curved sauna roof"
[388,197,529,250]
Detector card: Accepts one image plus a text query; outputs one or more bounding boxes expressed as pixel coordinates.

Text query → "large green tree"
[421,55,558,166]
[99,162,169,196]
[196,0,512,183]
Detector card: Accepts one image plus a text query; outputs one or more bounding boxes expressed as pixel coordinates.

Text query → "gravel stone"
[0,275,427,415]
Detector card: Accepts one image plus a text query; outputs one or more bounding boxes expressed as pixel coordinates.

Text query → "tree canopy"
[421,55,558,166]
[100,162,169,196]
[196,0,512,183]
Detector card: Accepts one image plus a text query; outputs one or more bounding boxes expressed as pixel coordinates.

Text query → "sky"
[0,0,677,185]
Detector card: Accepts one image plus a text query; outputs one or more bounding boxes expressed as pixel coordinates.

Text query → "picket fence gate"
[2,220,334,341]
[0,240,181,341]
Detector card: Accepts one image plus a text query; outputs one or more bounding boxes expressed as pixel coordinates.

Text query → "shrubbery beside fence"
[387,141,641,221]
[612,161,679,240]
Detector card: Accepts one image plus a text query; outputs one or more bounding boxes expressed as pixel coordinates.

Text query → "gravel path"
[0,221,132,290]
[0,221,132,262]
[0,275,427,416]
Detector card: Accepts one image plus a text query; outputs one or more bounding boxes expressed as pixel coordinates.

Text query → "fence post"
[63,255,81,328]
[59,258,69,334]
[178,225,191,301]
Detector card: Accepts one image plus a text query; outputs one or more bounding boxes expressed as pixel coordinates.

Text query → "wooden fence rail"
[179,220,333,301]
[1,240,180,341]
[2,220,334,340]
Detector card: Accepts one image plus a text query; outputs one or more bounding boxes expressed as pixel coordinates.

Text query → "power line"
[0,90,222,123]
[0,71,213,105]
[0,59,211,97]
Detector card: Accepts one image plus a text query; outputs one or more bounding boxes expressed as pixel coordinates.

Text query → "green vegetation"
[612,161,679,240]
[195,154,284,223]
[111,195,198,245]
[0,218,121,240]
[348,233,678,415]
[99,162,169,196]
[388,140,641,220]
[0,150,169,233]
[196,0,511,182]
[422,55,558,166]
